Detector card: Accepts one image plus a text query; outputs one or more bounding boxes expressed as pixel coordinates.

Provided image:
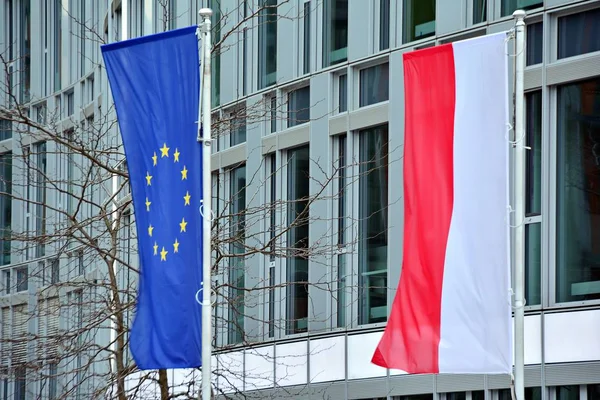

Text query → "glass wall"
[286,145,310,334]
[358,125,388,325]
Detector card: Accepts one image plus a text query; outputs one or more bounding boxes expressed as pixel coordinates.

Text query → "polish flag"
[372,33,512,374]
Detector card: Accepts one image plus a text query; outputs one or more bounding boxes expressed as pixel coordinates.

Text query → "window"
[556,77,600,303]
[287,86,310,128]
[558,8,600,60]
[303,1,311,74]
[359,63,389,107]
[525,91,541,306]
[403,0,435,43]
[0,153,11,266]
[270,96,277,133]
[14,366,25,400]
[322,0,348,67]
[48,362,58,399]
[66,130,75,216]
[266,154,276,337]
[78,250,84,275]
[286,145,310,334]
[380,0,390,51]
[80,0,85,76]
[51,258,59,283]
[20,0,31,103]
[16,267,28,292]
[338,74,347,113]
[358,125,388,325]
[2,270,9,294]
[209,0,221,105]
[501,0,542,17]
[230,108,246,147]
[54,0,61,91]
[527,22,543,66]
[66,91,74,116]
[0,120,11,141]
[228,165,246,344]
[35,142,47,258]
[473,0,486,24]
[258,0,277,89]
[555,386,578,400]
[336,135,347,327]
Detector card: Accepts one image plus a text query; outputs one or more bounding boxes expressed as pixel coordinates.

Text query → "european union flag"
[101,26,203,369]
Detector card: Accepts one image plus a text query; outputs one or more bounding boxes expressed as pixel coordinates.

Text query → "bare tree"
[0,1,394,399]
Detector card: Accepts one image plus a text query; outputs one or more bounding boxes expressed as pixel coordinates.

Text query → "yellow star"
[179,217,188,232]
[152,152,157,166]
[181,166,188,180]
[145,197,151,211]
[153,242,158,255]
[160,143,170,158]
[174,148,180,162]
[160,246,168,261]
[183,191,191,206]
[145,171,152,186]
[173,238,180,253]
[148,224,154,237]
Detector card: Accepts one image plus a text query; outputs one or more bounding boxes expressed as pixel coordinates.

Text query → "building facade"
[1,0,600,399]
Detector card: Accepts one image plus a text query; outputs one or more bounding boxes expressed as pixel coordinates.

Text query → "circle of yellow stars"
[145,143,191,262]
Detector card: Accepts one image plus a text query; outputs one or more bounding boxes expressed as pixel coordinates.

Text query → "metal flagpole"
[198,8,213,400]
[512,9,527,400]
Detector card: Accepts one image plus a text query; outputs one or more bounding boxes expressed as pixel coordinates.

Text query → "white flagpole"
[512,9,527,400]
[198,8,213,400]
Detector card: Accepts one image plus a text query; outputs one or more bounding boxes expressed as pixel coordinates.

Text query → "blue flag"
[101,26,203,369]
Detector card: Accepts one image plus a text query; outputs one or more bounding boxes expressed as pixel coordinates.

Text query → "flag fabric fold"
[372,33,512,375]
[101,26,203,370]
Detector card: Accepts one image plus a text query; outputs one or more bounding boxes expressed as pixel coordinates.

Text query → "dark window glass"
[403,0,435,43]
[339,74,347,113]
[556,386,579,400]
[358,125,389,325]
[380,0,390,50]
[288,86,310,128]
[303,1,311,74]
[359,63,389,107]
[501,0,542,17]
[526,91,542,215]
[473,0,486,24]
[228,165,246,344]
[525,223,541,306]
[527,22,543,66]
[230,108,246,146]
[556,77,600,303]
[558,8,600,59]
[323,0,348,67]
[337,135,347,327]
[258,0,277,88]
[286,145,310,334]
[0,154,11,266]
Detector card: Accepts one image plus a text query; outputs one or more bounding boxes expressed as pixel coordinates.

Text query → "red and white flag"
[372,33,512,374]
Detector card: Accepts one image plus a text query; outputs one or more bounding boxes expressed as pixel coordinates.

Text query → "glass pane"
[0,153,12,266]
[446,392,466,400]
[556,77,600,303]
[258,0,277,88]
[303,1,311,74]
[525,223,542,306]
[270,96,277,133]
[501,0,542,17]
[380,0,390,51]
[588,384,600,400]
[0,120,11,141]
[526,90,542,216]
[526,387,542,400]
[403,0,436,43]
[359,125,389,325]
[230,108,246,146]
[337,135,347,327]
[471,391,485,400]
[359,63,389,107]
[527,22,543,66]
[339,74,347,113]
[229,165,246,343]
[322,0,348,67]
[210,0,222,105]
[287,145,310,334]
[556,386,579,400]
[473,0,486,24]
[558,8,600,60]
[288,86,311,127]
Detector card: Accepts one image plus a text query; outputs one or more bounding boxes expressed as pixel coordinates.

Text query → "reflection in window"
[0,120,11,141]
[359,125,388,325]
[0,154,11,266]
[525,223,541,306]
[558,8,600,60]
[359,63,389,107]
[229,165,246,344]
[473,0,486,24]
[323,0,348,67]
[556,386,579,400]
[286,145,310,334]
[288,86,311,128]
[258,0,277,88]
[501,0,542,17]
[16,267,27,292]
[527,22,543,66]
[403,0,435,43]
[380,0,390,50]
[556,78,600,303]
[526,91,542,216]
